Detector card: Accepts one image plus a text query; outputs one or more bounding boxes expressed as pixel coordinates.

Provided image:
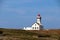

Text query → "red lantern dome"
[37,13,41,19]
[37,14,40,16]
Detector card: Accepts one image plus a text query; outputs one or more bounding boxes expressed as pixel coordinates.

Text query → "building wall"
[32,23,40,30]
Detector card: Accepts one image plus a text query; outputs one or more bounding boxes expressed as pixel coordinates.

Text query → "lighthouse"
[23,13,43,30]
[37,14,41,25]
[31,14,43,30]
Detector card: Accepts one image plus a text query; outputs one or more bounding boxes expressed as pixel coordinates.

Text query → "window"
[37,27,38,29]
[35,27,36,29]
[33,27,34,29]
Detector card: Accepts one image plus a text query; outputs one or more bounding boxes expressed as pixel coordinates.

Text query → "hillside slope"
[0,28,60,40]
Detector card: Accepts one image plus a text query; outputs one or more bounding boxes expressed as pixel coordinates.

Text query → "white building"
[23,13,43,30]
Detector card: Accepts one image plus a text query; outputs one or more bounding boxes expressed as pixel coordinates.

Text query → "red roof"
[37,13,40,16]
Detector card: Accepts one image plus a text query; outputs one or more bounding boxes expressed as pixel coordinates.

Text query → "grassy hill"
[0,28,60,40]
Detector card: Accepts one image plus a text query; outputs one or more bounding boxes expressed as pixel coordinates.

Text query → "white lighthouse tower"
[23,13,43,30]
[31,14,43,30]
[37,14,41,25]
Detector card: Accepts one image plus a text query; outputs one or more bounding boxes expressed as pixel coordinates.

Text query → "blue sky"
[0,0,60,29]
